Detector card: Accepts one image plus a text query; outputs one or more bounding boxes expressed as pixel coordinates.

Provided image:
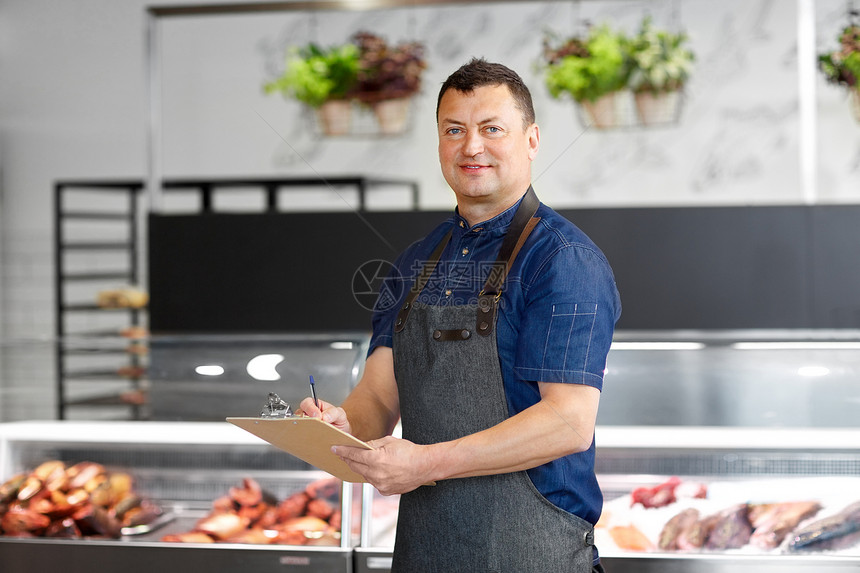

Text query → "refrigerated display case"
[0,421,358,573]
[353,426,860,572]
[2,333,374,572]
[582,329,860,572]
[4,330,860,572]
[594,426,860,572]
[355,329,860,572]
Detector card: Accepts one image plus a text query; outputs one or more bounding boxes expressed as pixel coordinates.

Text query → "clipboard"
[227,416,372,483]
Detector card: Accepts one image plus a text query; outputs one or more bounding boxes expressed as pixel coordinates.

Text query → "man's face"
[437,84,539,208]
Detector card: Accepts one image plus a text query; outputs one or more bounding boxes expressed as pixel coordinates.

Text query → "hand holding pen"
[299,375,324,418]
[299,376,352,434]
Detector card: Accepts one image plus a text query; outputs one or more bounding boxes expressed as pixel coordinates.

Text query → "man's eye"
[485,126,501,133]
[447,128,462,135]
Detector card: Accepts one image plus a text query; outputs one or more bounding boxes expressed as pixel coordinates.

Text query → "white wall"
[1,0,859,421]
[1,0,150,420]
[155,0,859,208]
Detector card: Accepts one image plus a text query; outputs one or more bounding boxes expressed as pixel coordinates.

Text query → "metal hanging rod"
[147,0,531,18]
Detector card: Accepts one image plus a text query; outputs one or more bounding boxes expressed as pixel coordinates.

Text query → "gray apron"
[390,188,596,572]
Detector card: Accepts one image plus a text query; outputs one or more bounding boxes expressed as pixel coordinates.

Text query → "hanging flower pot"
[263,42,359,137]
[627,17,694,128]
[264,32,426,137]
[372,97,412,135]
[634,90,682,126]
[579,92,620,129]
[351,32,426,136]
[315,100,353,136]
[542,25,630,130]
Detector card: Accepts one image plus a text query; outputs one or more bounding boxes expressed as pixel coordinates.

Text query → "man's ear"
[527,124,540,161]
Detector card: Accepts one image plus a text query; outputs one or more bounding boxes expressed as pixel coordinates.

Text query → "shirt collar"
[452,191,530,234]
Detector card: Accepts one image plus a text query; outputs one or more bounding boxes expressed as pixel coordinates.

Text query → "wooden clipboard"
[226,416,372,483]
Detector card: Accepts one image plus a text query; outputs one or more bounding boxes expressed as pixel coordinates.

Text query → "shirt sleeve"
[367,254,409,355]
[512,244,621,390]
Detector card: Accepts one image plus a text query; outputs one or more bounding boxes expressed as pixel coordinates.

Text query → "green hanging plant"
[264,32,427,135]
[819,25,860,91]
[264,43,360,108]
[542,24,631,104]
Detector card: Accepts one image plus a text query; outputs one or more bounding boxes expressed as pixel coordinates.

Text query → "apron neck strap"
[394,186,541,335]
[394,228,452,333]
[479,186,540,298]
[476,186,541,336]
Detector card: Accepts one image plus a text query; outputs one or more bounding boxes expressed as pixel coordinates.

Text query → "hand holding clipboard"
[227,416,373,483]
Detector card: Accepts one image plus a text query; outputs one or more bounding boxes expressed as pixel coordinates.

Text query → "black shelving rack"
[53,181,148,420]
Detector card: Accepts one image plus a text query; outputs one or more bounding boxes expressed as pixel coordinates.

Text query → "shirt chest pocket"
[540,302,599,375]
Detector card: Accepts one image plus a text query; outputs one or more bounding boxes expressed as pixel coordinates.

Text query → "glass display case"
[356,329,860,572]
[1,333,374,572]
[0,421,359,573]
[4,329,860,573]
[598,329,860,428]
[590,329,860,571]
[147,332,370,421]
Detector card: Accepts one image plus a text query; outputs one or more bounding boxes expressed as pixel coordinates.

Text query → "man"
[302,58,620,572]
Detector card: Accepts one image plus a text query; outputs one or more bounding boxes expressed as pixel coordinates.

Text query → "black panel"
[561,206,812,330]
[148,205,860,332]
[148,211,447,333]
[810,205,860,327]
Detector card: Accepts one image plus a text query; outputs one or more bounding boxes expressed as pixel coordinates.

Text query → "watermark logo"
[352,259,402,312]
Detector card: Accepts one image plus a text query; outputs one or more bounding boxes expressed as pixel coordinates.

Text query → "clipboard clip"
[260,392,292,419]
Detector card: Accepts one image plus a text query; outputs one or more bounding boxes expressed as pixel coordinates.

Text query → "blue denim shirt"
[369,193,621,524]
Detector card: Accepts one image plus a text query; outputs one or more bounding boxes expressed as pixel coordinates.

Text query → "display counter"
[3,423,860,572]
[595,427,860,572]
[355,329,860,572]
[0,421,358,573]
[3,329,860,571]
[353,427,860,572]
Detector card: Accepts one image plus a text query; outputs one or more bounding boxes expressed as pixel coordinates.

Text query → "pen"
[309,375,319,409]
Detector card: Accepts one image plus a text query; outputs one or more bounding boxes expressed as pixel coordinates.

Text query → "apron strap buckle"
[432,328,472,341]
[476,293,498,336]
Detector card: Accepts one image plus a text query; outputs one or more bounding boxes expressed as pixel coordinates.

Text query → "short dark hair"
[436,58,536,129]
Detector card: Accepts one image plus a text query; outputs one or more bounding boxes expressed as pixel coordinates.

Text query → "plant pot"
[851,89,860,124]
[634,90,682,126]
[373,97,412,135]
[579,92,619,129]
[315,100,352,136]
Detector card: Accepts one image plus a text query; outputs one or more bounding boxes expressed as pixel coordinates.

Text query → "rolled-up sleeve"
[513,244,620,391]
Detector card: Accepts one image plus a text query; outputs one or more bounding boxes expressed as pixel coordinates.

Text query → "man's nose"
[462,130,483,157]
